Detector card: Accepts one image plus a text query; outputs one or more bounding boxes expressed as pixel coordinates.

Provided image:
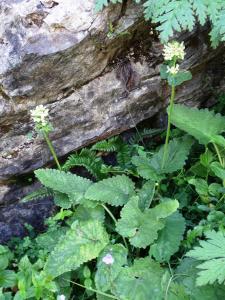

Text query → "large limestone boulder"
[0,0,225,205]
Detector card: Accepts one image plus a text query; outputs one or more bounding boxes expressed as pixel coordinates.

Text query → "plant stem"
[43,131,62,170]
[101,204,129,250]
[65,279,118,299]
[162,85,176,168]
[213,143,224,167]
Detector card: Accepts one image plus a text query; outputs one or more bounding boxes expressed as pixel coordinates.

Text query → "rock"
[0,0,225,205]
[0,197,54,244]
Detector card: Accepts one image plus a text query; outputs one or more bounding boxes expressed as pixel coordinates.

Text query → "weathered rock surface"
[0,0,225,208]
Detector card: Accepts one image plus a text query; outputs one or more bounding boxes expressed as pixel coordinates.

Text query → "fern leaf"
[91,137,121,152]
[95,0,122,12]
[150,212,185,262]
[21,187,52,202]
[170,104,225,145]
[35,169,92,204]
[116,197,179,248]
[63,148,105,180]
[85,175,135,206]
[186,230,225,285]
[44,220,109,278]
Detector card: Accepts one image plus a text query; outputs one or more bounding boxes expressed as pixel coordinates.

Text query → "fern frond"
[91,136,122,152]
[21,187,52,202]
[63,148,105,180]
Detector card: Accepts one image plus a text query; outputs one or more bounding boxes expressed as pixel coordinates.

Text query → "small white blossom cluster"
[102,253,114,265]
[30,104,49,127]
[57,295,66,300]
[163,41,185,61]
[167,64,179,75]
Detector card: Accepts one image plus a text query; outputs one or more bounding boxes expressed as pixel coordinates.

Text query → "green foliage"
[85,175,135,206]
[96,0,225,46]
[113,257,169,300]
[63,148,105,180]
[35,169,92,204]
[44,220,109,278]
[132,136,193,180]
[187,230,225,286]
[150,212,186,262]
[170,104,225,145]
[116,197,179,248]
[95,244,128,292]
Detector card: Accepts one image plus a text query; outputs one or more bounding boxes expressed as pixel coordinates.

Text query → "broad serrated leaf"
[168,70,192,86]
[186,230,225,285]
[170,104,225,145]
[150,136,193,174]
[70,205,105,224]
[44,220,109,278]
[150,212,186,262]
[188,178,208,196]
[132,136,193,178]
[116,197,179,248]
[36,227,68,252]
[0,270,16,288]
[113,257,170,300]
[54,192,72,209]
[137,180,155,211]
[95,244,128,292]
[35,169,92,204]
[85,175,135,206]
[210,162,225,180]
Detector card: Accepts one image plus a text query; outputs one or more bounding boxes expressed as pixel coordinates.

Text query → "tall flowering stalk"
[161,41,191,168]
[30,104,62,170]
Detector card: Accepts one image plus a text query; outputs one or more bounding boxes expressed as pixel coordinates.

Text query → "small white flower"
[102,253,114,265]
[30,104,49,126]
[163,41,185,61]
[57,295,66,300]
[167,64,179,75]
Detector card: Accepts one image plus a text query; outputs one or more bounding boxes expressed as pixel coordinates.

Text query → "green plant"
[95,0,225,47]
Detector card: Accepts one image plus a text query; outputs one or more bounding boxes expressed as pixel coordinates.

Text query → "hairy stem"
[64,279,118,299]
[43,131,62,170]
[162,85,176,168]
[101,204,129,250]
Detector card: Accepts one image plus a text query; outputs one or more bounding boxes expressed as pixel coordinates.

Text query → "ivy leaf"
[44,220,109,278]
[137,180,155,211]
[85,175,135,206]
[170,104,225,145]
[113,257,170,300]
[150,212,186,262]
[35,169,93,204]
[116,197,179,248]
[186,230,225,285]
[95,244,128,292]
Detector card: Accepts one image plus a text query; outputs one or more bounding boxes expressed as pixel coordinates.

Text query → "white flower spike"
[167,64,180,75]
[163,41,185,61]
[30,104,49,126]
[102,253,114,265]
